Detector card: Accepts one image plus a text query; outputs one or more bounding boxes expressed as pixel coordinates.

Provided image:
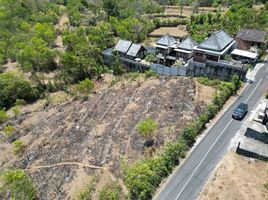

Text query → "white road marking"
[175,119,233,200]
[245,79,262,103]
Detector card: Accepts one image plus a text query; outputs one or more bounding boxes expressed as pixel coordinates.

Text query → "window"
[195,52,203,56]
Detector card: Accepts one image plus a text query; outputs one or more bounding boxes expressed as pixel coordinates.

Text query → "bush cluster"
[0,72,39,110]
[124,76,240,200]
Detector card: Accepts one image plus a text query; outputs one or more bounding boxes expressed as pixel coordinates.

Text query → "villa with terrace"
[102,29,260,80]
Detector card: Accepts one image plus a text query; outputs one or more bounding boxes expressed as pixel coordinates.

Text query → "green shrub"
[99,182,126,200]
[144,70,158,79]
[264,182,268,190]
[124,159,161,200]
[136,118,158,139]
[196,77,221,87]
[12,106,20,117]
[0,109,9,123]
[144,54,157,63]
[126,72,140,81]
[15,99,26,106]
[3,125,16,137]
[0,169,36,200]
[76,78,94,95]
[12,140,24,154]
[112,55,126,75]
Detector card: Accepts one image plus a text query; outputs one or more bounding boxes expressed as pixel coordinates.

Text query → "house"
[174,37,198,61]
[114,39,132,57]
[126,43,148,60]
[231,49,258,64]
[193,30,237,63]
[236,28,267,50]
[156,34,177,66]
[114,39,148,61]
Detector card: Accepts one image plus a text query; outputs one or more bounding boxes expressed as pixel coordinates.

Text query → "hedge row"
[153,18,188,28]
[124,76,240,200]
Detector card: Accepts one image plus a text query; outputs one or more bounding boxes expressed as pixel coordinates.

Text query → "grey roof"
[157,34,177,46]
[237,28,267,43]
[198,30,234,52]
[177,37,198,51]
[126,44,145,57]
[114,39,132,53]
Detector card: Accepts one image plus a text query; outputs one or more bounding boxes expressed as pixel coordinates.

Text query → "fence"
[102,49,247,80]
[151,63,187,76]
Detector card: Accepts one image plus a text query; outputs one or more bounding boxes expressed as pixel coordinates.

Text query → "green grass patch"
[0,169,36,200]
[0,109,9,123]
[3,125,16,137]
[12,140,24,155]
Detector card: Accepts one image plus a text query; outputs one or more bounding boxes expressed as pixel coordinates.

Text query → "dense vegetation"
[188,1,268,42]
[0,0,163,110]
[0,0,267,110]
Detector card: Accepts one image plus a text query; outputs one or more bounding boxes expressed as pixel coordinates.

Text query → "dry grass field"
[0,74,215,199]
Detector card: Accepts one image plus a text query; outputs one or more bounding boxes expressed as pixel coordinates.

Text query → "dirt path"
[54,12,69,65]
[27,162,107,172]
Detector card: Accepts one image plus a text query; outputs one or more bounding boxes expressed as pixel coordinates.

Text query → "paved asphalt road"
[156,64,268,200]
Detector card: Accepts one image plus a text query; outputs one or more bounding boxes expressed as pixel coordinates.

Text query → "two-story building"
[174,37,198,61]
[192,30,237,63]
[156,34,177,66]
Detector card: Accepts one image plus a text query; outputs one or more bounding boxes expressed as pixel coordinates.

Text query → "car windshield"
[235,108,244,113]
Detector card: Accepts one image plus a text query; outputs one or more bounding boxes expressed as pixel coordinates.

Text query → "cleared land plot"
[164,6,227,18]
[0,75,215,199]
[199,151,268,200]
[149,25,188,38]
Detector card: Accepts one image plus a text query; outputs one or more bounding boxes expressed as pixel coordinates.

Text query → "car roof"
[237,103,248,109]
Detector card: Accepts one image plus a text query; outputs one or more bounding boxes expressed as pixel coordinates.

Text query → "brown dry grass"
[194,81,216,104]
[0,75,215,200]
[199,151,268,200]
[149,25,189,38]
[164,6,227,18]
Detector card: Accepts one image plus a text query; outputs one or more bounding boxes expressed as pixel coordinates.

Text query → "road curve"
[155,63,268,200]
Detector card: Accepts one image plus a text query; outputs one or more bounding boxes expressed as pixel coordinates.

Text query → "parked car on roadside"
[232,103,248,120]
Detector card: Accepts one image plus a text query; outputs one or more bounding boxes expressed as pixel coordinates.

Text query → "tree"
[102,0,120,17]
[16,37,55,72]
[232,74,241,93]
[33,23,56,47]
[60,52,99,83]
[0,72,38,109]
